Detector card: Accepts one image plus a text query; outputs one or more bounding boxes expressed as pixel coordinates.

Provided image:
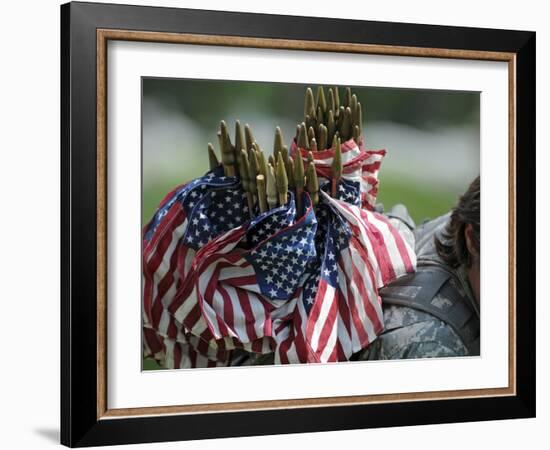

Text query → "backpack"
[379,213,480,356]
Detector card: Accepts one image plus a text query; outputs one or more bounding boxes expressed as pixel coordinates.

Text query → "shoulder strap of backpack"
[380,265,480,355]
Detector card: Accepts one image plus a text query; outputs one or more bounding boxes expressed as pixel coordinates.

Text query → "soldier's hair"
[435,176,480,268]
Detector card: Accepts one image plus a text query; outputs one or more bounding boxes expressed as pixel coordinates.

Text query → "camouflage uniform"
[355,212,480,361]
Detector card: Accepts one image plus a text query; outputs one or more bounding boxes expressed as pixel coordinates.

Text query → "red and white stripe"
[288,192,417,363]
[271,194,415,364]
[162,222,288,365]
[321,191,416,285]
[290,138,386,210]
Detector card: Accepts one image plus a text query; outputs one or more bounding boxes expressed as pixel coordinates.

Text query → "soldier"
[355,176,480,360]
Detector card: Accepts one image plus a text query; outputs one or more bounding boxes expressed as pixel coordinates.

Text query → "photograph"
[141,80,480,370]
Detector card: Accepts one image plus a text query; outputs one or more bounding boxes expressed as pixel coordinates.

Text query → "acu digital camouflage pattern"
[355,287,471,360]
[355,212,480,361]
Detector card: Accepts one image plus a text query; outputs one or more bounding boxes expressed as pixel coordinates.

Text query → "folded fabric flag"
[156,192,315,366]
[142,166,250,366]
[143,173,416,367]
[290,137,385,210]
[142,135,416,368]
[272,187,416,364]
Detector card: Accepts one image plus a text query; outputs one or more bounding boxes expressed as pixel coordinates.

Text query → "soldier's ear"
[464,224,478,260]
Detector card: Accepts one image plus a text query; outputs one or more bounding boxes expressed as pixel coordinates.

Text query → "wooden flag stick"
[297,122,309,150]
[316,86,327,115]
[353,124,360,143]
[273,126,284,161]
[257,147,268,179]
[308,126,316,147]
[256,175,268,213]
[240,149,255,216]
[281,145,292,188]
[304,87,315,120]
[207,143,219,170]
[310,137,318,153]
[276,152,288,206]
[342,107,352,141]
[266,164,278,210]
[293,150,305,216]
[331,135,342,197]
[328,88,336,115]
[356,102,363,142]
[343,87,352,108]
[318,124,327,152]
[333,86,340,114]
[305,159,319,208]
[248,147,259,204]
[306,150,314,173]
[351,94,358,124]
[219,120,236,176]
[287,157,295,190]
[234,120,246,175]
[327,109,335,147]
[244,124,255,152]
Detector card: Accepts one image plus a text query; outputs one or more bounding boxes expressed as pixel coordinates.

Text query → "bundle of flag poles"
[142,86,416,368]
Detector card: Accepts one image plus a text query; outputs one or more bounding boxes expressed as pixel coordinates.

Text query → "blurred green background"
[142,79,479,226]
[142,79,479,370]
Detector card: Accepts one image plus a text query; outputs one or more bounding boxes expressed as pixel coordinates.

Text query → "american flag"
[163,192,319,367]
[140,83,418,368]
[143,162,416,367]
[290,137,385,210]
[142,167,252,367]
[272,184,416,364]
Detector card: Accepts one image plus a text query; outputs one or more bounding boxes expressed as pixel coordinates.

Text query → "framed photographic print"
[61,1,535,447]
